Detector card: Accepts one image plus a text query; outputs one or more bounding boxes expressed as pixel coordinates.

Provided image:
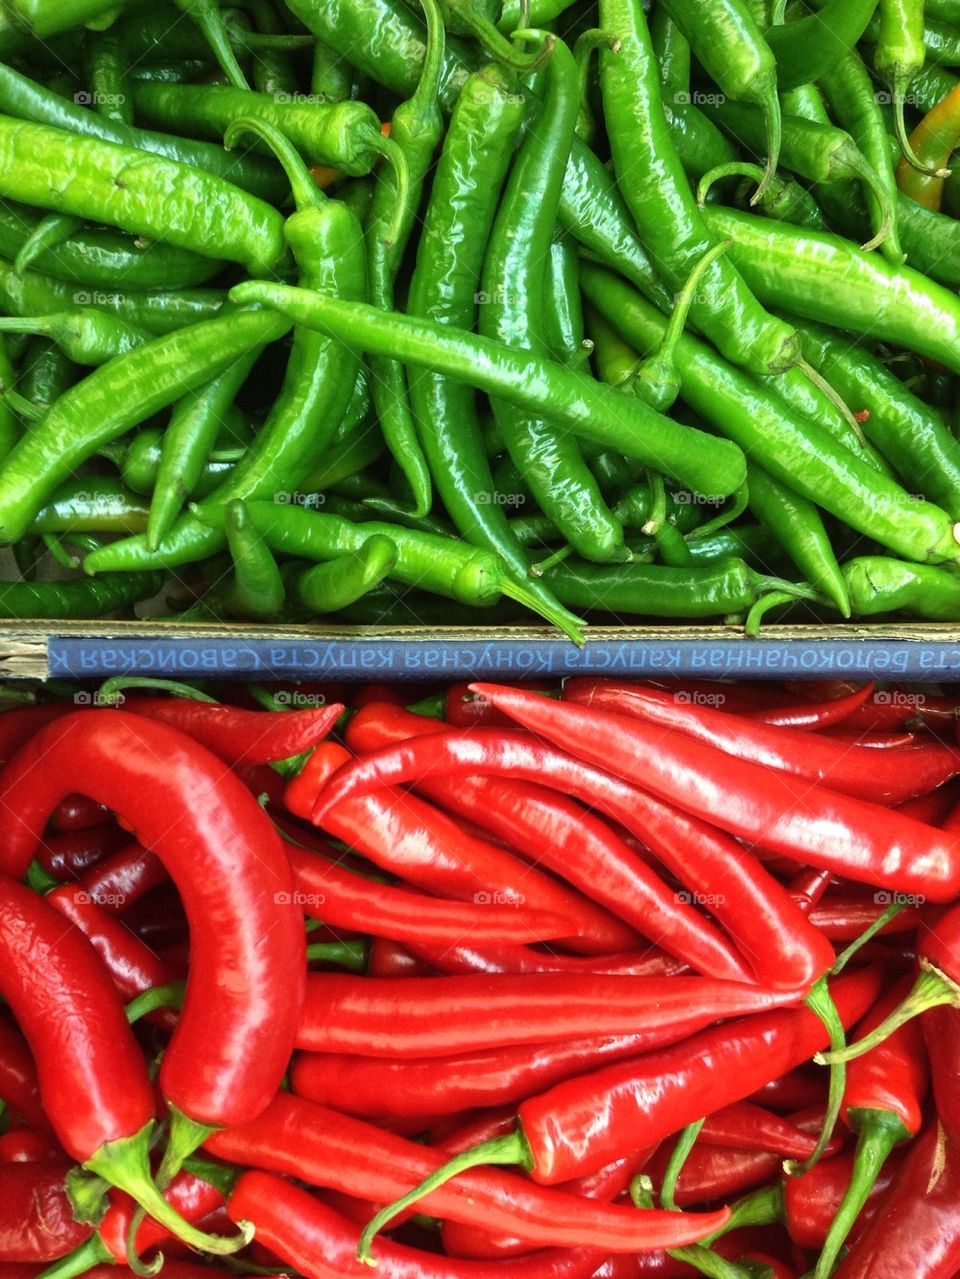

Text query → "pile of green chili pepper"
[0,0,960,638]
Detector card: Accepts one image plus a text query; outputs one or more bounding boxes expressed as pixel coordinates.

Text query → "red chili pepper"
[748,1070,825,1114]
[645,1142,780,1208]
[227,1172,613,1279]
[0,877,234,1254]
[35,827,128,883]
[747,683,875,729]
[895,785,960,825]
[344,705,751,983]
[52,795,112,832]
[443,682,555,728]
[78,841,165,913]
[696,1101,826,1160]
[0,710,305,1189]
[122,886,188,952]
[837,691,959,735]
[45,884,179,1026]
[782,1150,903,1250]
[294,971,799,1058]
[0,1016,52,1137]
[922,1004,960,1148]
[0,1161,92,1262]
[406,941,687,978]
[120,695,343,765]
[823,730,921,750]
[807,891,920,941]
[833,1119,960,1279]
[291,1018,752,1121]
[0,704,69,764]
[288,743,638,958]
[368,939,434,977]
[337,707,831,991]
[343,968,879,1261]
[205,1093,731,1253]
[286,840,577,946]
[0,1129,60,1163]
[447,689,960,900]
[563,679,960,804]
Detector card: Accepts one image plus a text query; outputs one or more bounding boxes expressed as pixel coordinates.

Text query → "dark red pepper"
[0,1161,91,1262]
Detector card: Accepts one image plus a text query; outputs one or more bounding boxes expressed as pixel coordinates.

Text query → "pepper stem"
[699,1184,784,1247]
[307,939,369,971]
[892,74,951,178]
[173,0,250,89]
[34,1234,112,1279]
[366,130,411,248]
[661,1118,704,1211]
[357,1130,530,1265]
[697,163,765,207]
[630,1174,756,1279]
[795,357,866,447]
[458,13,555,73]
[65,1167,110,1224]
[224,116,322,212]
[498,574,586,645]
[745,590,795,636]
[831,902,906,975]
[97,677,218,705]
[812,1112,905,1279]
[125,982,185,1025]
[748,87,782,205]
[82,1123,250,1256]
[791,976,847,1173]
[846,149,894,253]
[817,964,960,1065]
[155,1107,218,1191]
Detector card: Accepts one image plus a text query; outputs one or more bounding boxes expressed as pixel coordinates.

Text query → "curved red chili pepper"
[0,711,304,1185]
[52,795,112,832]
[286,841,577,946]
[896,785,960,825]
[35,827,128,883]
[697,1101,826,1160]
[0,1129,60,1163]
[783,1148,902,1250]
[444,682,556,728]
[344,705,751,983]
[291,1016,763,1121]
[0,1161,92,1262]
[833,1119,960,1279]
[121,695,343,765]
[0,1016,52,1137]
[319,715,835,991]
[46,884,179,1028]
[839,689,958,734]
[0,878,237,1254]
[294,971,799,1058]
[0,704,69,764]
[807,892,921,941]
[406,940,687,977]
[563,679,960,804]
[78,841,165,913]
[206,1093,731,1253]
[645,1142,780,1208]
[289,742,637,958]
[456,689,960,900]
[368,939,433,977]
[747,683,874,729]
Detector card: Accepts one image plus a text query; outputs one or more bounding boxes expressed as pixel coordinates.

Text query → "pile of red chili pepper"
[2,672,960,1278]
[4,1,960,636]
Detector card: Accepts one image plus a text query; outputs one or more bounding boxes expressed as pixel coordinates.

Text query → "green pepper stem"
[34,1234,112,1279]
[795,357,866,447]
[745,590,795,636]
[13,213,83,276]
[630,1173,756,1279]
[498,573,586,645]
[748,86,782,206]
[307,939,369,972]
[224,116,321,211]
[813,1111,906,1279]
[791,976,847,1174]
[700,1184,785,1247]
[832,902,906,975]
[463,15,555,72]
[367,130,411,248]
[64,1167,110,1225]
[98,677,218,705]
[83,1125,251,1256]
[357,1130,530,1265]
[409,0,446,125]
[174,0,250,90]
[845,148,894,253]
[661,1118,705,1211]
[690,481,749,543]
[155,1107,218,1191]
[125,982,185,1025]
[697,163,765,207]
[817,964,960,1065]
[892,73,951,179]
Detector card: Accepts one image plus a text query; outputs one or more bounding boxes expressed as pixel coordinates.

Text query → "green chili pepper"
[764,0,879,90]
[311,38,355,102]
[480,35,625,564]
[544,236,585,365]
[295,533,398,612]
[0,115,286,275]
[844,556,960,619]
[875,0,933,175]
[172,0,250,90]
[817,47,904,263]
[0,334,16,462]
[194,498,580,623]
[18,335,75,415]
[29,476,149,535]
[597,0,799,376]
[405,58,584,638]
[703,99,894,254]
[121,427,239,499]
[86,29,133,125]
[0,0,123,40]
[572,29,618,144]
[227,280,748,501]
[794,316,960,519]
[662,100,740,184]
[365,0,445,517]
[147,345,261,550]
[0,202,222,290]
[219,498,285,619]
[0,258,223,338]
[0,309,148,364]
[13,213,84,276]
[0,569,163,618]
[698,163,827,230]
[0,307,290,544]
[895,195,960,289]
[0,61,283,201]
[301,424,385,494]
[703,206,960,376]
[659,0,781,201]
[651,4,690,103]
[437,0,553,71]
[541,555,819,619]
[498,0,575,28]
[131,82,409,207]
[581,263,960,567]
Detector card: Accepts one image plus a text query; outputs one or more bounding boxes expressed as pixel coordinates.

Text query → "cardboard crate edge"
[0,621,955,681]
